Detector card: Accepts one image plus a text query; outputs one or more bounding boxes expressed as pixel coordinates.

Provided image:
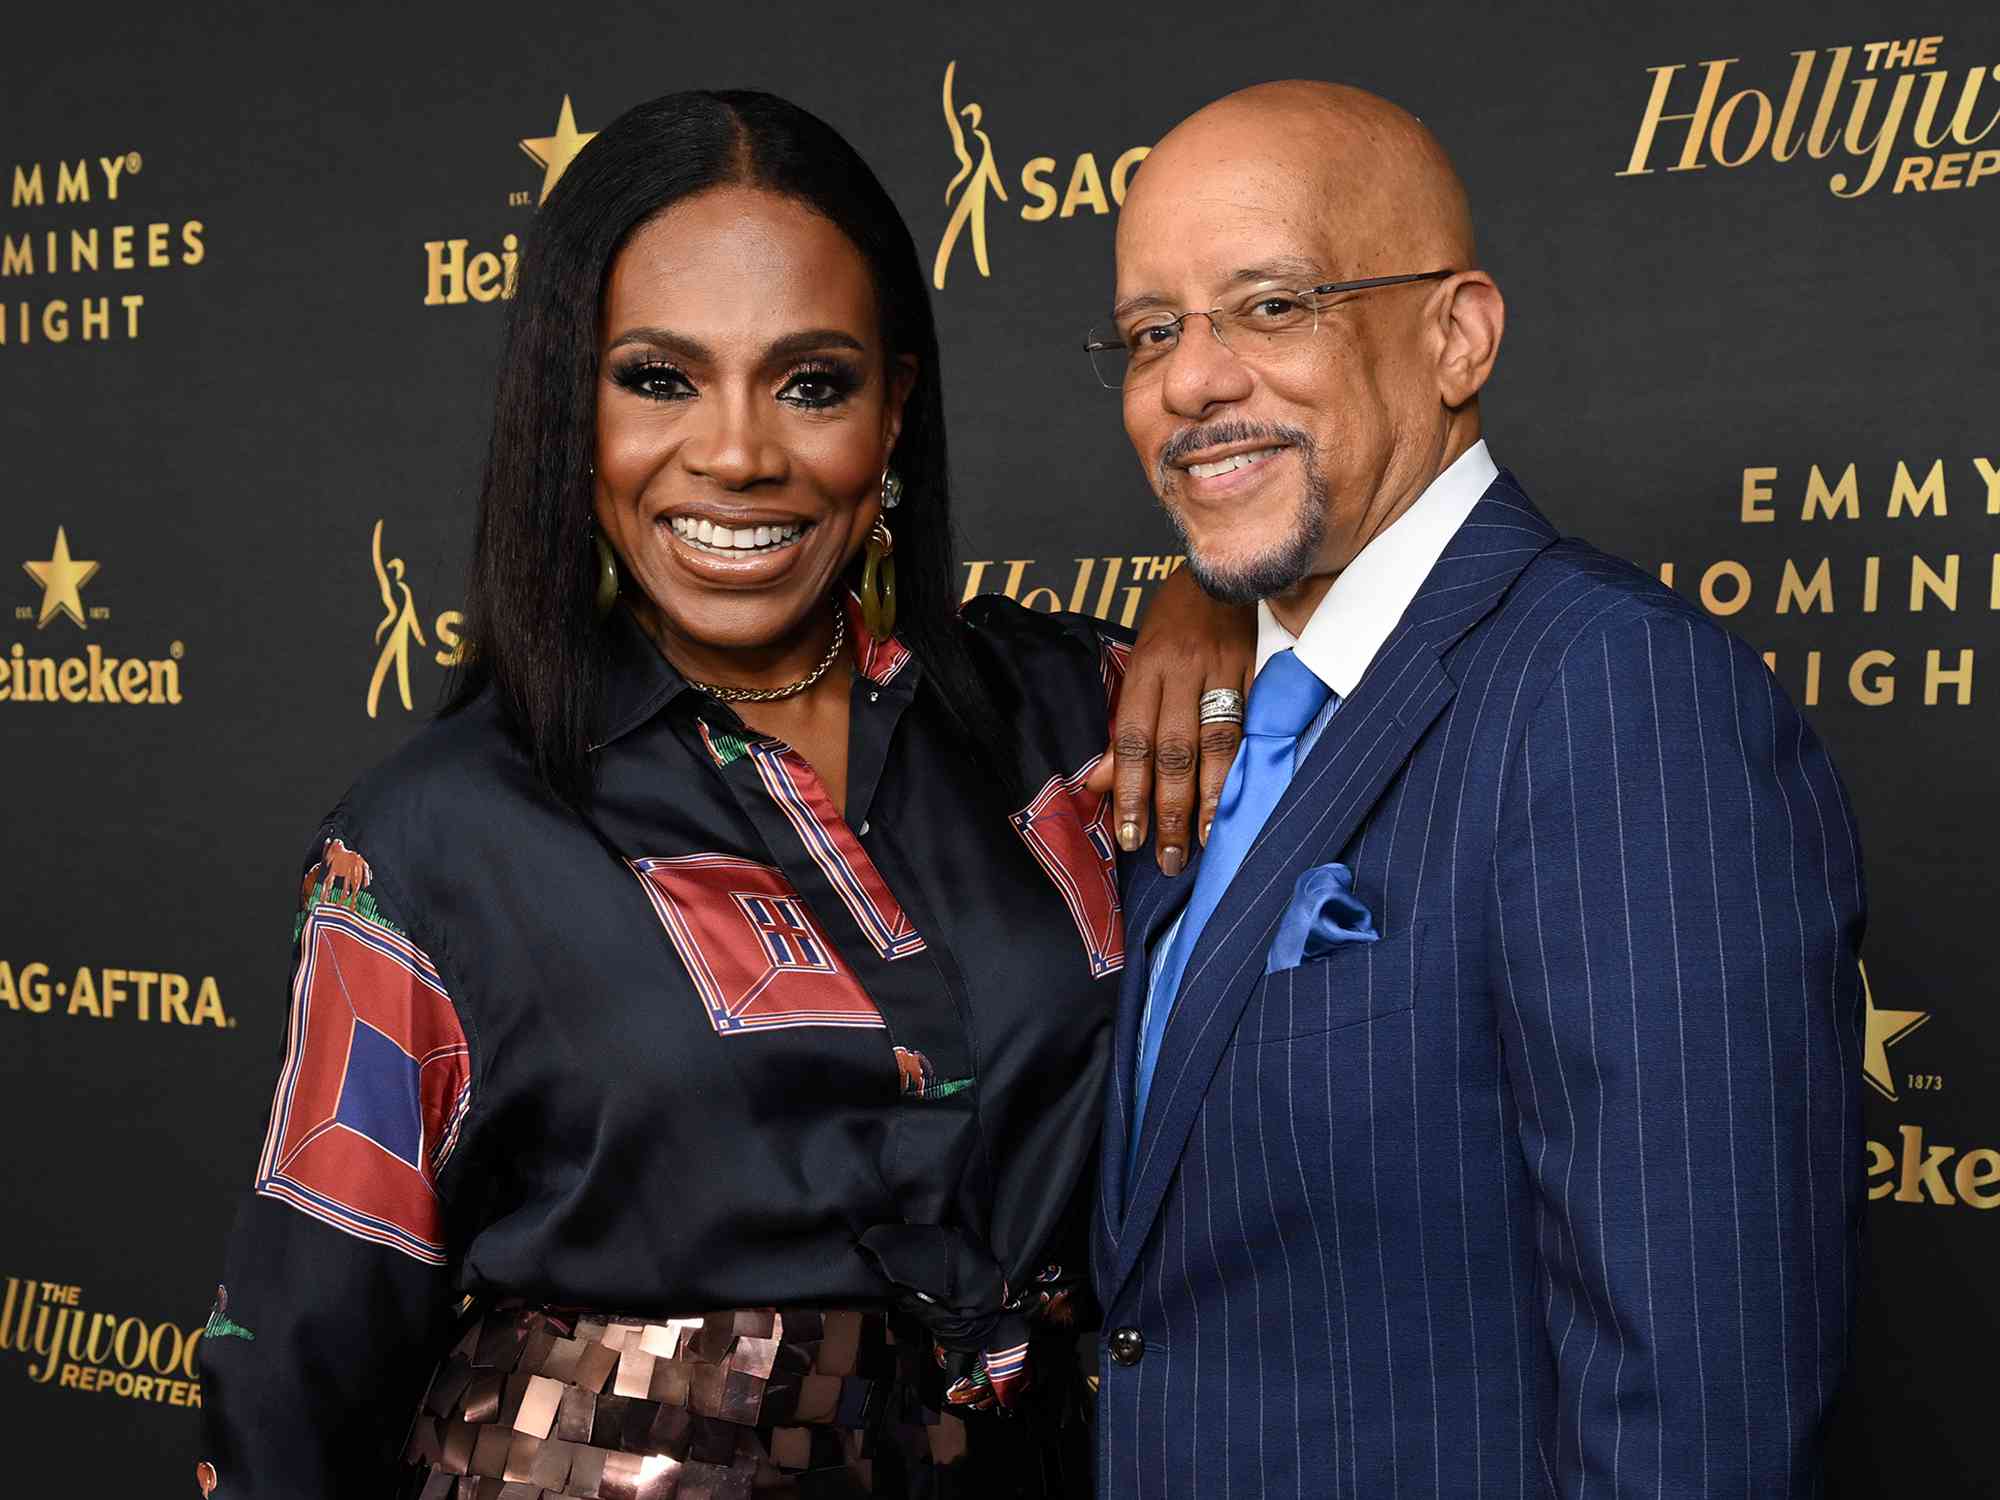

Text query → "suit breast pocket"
[1232,919,1427,1046]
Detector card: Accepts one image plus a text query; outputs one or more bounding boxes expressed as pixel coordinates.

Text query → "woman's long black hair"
[446,89,1013,805]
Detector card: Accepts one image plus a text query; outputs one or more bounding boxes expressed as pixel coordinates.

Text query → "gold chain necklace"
[684,605,847,703]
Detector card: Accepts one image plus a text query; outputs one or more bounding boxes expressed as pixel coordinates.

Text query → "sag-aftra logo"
[931,61,1151,290]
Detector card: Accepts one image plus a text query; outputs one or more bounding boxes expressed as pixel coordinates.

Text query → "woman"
[196,90,1249,1498]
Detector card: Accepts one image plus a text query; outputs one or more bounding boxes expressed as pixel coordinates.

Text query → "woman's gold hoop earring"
[859,518,896,640]
[592,529,620,618]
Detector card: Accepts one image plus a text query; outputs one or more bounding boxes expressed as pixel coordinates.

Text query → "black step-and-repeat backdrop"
[3,1,1994,1490]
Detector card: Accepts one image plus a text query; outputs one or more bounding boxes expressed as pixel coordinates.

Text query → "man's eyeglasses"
[1083,269,1454,391]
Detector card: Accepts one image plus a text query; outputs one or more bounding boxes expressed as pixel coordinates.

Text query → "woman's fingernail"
[1119,821,1141,852]
[1200,819,1212,845]
[1161,846,1185,877]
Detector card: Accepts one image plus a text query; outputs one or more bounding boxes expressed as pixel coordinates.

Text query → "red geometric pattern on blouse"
[747,741,925,961]
[255,904,469,1265]
[843,591,912,686]
[630,854,886,1035]
[1011,759,1125,979]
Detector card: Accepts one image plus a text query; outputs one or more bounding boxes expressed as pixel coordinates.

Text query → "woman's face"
[594,186,913,659]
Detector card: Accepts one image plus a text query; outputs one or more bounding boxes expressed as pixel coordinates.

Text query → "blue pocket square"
[1266,863,1379,974]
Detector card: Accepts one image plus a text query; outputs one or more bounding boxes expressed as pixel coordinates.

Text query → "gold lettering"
[1924,648,1973,706]
[423,239,468,306]
[1110,146,1149,203]
[160,972,191,1025]
[56,159,89,203]
[1709,86,1775,166]
[466,251,504,302]
[11,163,44,206]
[1889,458,1947,517]
[1910,554,1958,610]
[67,966,99,1017]
[1851,649,1894,705]
[1777,558,1833,613]
[433,610,465,668]
[1699,560,1751,615]
[1831,70,1920,198]
[1058,153,1109,218]
[1619,59,1737,175]
[1956,1148,2000,1208]
[1018,157,1058,221]
[1801,462,1858,520]
[1739,466,1777,521]
[191,977,226,1027]
[1895,1122,1955,1204]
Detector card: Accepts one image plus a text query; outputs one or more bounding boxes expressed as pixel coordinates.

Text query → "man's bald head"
[1109,80,1503,624]
[1124,81,1475,274]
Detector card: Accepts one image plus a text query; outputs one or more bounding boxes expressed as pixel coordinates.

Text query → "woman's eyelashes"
[609,356,863,411]
[777,359,862,410]
[611,359,695,401]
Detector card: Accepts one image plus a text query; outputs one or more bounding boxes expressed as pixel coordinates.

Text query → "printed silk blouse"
[198,596,1130,1495]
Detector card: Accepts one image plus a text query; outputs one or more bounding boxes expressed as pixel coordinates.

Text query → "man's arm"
[1492,609,1864,1497]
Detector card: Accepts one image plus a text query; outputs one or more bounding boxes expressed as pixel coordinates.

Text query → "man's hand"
[1084,567,1255,875]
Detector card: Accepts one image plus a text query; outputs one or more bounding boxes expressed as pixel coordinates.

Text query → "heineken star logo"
[22,527,100,630]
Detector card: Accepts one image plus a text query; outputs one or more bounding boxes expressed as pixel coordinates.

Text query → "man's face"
[1113,151,1440,604]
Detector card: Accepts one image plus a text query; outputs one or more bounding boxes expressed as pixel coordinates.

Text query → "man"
[1091,81,1864,1497]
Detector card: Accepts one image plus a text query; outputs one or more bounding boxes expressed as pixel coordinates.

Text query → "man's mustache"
[1156,421,1315,490]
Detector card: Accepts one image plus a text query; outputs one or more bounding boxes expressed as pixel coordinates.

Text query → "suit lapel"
[1106,473,1560,1301]
[1096,847,1197,1271]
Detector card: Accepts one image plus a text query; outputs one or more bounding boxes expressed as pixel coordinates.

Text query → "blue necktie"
[1128,649,1334,1180]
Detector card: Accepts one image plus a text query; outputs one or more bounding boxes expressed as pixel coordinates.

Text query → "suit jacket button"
[1108,1326,1145,1366]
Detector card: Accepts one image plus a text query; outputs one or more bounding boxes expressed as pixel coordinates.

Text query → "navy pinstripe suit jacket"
[1092,474,1865,1498]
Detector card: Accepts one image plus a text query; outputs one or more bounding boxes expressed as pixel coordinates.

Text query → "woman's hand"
[1085,565,1256,876]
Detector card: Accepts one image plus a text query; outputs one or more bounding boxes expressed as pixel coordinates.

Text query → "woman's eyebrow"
[605,326,710,360]
[603,327,866,362]
[764,329,867,360]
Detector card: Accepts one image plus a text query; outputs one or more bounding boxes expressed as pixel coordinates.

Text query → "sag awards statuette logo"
[3,527,184,705]
[423,94,598,307]
[931,61,1151,291]
[367,519,464,717]
[0,1276,203,1406]
[1,148,206,347]
[1620,33,2000,197]
[1657,456,1996,711]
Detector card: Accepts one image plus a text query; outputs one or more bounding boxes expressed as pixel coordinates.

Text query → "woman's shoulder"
[297,691,537,923]
[954,595,1128,775]
[957,593,1130,687]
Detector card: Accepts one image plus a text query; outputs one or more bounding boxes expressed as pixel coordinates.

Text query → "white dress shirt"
[1256,438,1499,703]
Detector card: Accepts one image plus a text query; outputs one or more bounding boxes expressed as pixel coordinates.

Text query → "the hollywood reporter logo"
[1620,34,2000,197]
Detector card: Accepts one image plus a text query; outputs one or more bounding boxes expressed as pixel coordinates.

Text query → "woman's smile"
[654,504,823,587]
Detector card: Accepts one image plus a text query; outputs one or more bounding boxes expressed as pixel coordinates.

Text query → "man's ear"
[1434,272,1504,409]
[883,353,920,454]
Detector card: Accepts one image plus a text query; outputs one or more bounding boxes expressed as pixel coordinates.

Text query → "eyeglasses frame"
[1082,268,1457,390]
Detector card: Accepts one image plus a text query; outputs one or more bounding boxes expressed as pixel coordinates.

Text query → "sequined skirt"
[400,1302,1088,1499]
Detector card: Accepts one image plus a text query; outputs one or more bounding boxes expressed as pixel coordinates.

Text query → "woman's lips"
[667,515,813,555]
[655,514,819,585]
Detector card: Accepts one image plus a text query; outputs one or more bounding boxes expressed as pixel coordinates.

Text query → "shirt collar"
[1255,438,1498,697]
[595,592,918,751]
